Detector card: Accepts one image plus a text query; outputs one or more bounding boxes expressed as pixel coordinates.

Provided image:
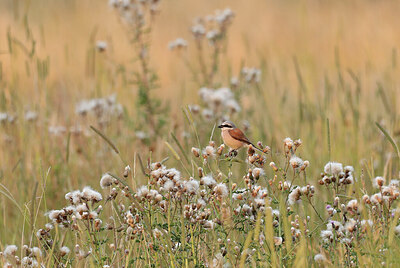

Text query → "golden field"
[0,0,399,266]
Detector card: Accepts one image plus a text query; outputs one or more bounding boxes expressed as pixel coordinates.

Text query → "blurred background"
[0,0,399,241]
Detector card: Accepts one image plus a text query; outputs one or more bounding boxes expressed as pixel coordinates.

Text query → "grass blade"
[376,122,400,165]
[171,133,190,164]
[65,131,71,163]
[165,141,181,161]
[90,125,119,154]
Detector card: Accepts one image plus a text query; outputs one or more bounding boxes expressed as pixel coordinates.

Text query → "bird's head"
[218,121,236,130]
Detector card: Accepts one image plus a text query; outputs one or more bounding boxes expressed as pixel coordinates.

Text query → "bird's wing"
[228,128,252,145]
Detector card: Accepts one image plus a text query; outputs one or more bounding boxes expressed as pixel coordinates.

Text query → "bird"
[218,121,263,155]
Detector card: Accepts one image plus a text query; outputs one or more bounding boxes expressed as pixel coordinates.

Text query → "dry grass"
[0,0,399,267]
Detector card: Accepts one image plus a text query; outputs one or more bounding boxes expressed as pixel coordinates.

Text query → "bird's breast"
[222,129,244,149]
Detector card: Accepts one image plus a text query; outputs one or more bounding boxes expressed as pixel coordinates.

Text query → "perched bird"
[218,121,262,154]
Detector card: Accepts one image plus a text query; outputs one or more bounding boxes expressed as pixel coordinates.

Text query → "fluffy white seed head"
[100,174,114,189]
[3,245,18,258]
[65,190,83,205]
[373,176,385,188]
[288,187,302,205]
[185,179,200,194]
[200,174,216,187]
[213,183,228,197]
[289,156,304,169]
[60,246,70,256]
[82,187,103,202]
[314,254,326,263]
[324,162,343,176]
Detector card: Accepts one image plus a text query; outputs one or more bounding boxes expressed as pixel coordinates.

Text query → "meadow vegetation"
[0,0,400,266]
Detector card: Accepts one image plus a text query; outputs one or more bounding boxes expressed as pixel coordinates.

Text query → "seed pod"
[217,144,225,155]
[232,183,237,190]
[198,167,204,178]
[191,147,200,157]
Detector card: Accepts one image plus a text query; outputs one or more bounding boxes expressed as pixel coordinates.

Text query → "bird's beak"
[218,124,223,128]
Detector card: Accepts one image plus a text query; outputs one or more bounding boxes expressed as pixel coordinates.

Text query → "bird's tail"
[249,142,267,154]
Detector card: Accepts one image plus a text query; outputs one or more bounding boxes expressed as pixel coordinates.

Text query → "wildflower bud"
[375,176,385,188]
[155,194,163,203]
[294,139,302,147]
[248,155,256,164]
[263,146,271,154]
[209,141,216,147]
[123,165,131,178]
[284,137,294,149]
[278,181,283,190]
[269,162,278,171]
[253,169,261,179]
[94,219,102,230]
[60,246,70,257]
[301,160,309,170]
[323,176,331,184]
[109,244,115,251]
[217,144,225,155]
[198,167,204,178]
[191,147,200,157]
[273,237,283,246]
[232,183,237,190]
[283,181,289,190]
[216,172,222,181]
[334,197,339,207]
[301,186,309,195]
[318,179,324,185]
[154,162,162,169]
[362,195,370,204]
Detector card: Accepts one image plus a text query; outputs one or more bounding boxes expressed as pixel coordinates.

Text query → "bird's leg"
[227,149,238,158]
